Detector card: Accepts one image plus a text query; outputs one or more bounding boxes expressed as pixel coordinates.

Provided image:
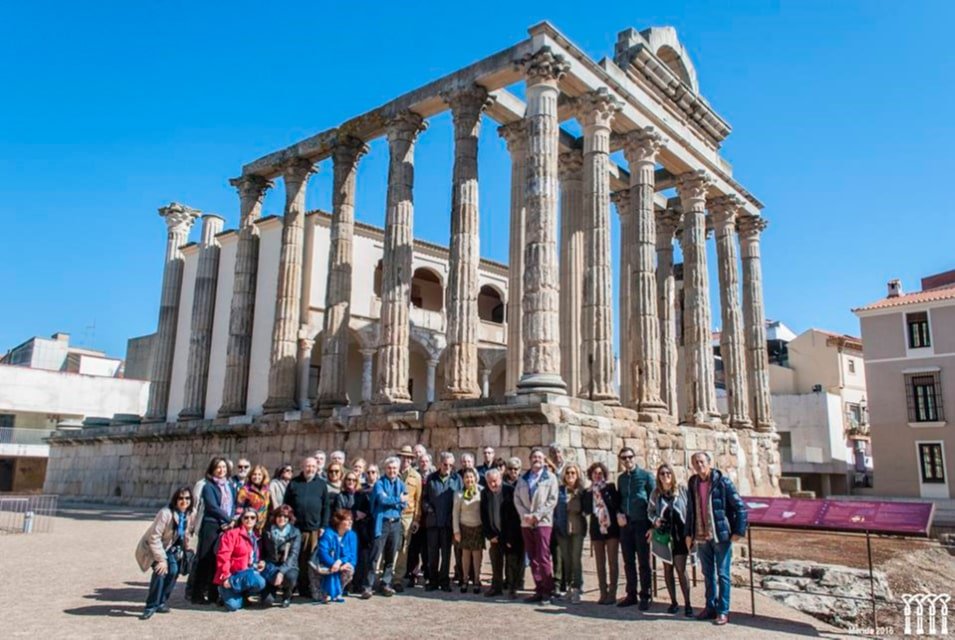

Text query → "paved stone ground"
[0,504,858,640]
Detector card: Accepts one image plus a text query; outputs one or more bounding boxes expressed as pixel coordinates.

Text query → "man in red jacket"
[215,508,266,611]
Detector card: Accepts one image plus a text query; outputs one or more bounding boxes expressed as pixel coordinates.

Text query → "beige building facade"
[46,23,782,503]
[854,270,955,499]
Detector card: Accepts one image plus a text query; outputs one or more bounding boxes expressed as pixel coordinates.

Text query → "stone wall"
[45,394,780,505]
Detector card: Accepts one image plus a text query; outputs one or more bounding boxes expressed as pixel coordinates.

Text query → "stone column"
[623,128,667,414]
[655,208,681,419]
[263,158,315,414]
[360,348,375,403]
[480,367,491,398]
[710,195,752,429]
[145,203,200,421]
[578,89,621,403]
[676,170,720,426]
[441,86,492,399]
[179,213,224,420]
[611,189,632,407]
[376,111,427,404]
[218,175,272,417]
[296,335,314,410]
[499,120,527,395]
[517,47,569,395]
[738,214,775,432]
[315,135,368,409]
[426,359,438,403]
[558,148,584,398]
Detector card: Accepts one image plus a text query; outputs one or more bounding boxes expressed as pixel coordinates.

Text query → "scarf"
[463,484,477,501]
[592,480,611,535]
[212,475,233,515]
[175,509,188,544]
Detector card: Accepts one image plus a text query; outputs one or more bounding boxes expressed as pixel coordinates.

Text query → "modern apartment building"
[854,270,955,498]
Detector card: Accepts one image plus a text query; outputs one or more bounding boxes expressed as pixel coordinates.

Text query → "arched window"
[478,285,505,324]
[411,267,443,311]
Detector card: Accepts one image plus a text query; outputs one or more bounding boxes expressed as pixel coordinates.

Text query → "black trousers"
[191,521,222,603]
[406,523,429,581]
[427,526,453,588]
[620,520,652,600]
[488,540,523,592]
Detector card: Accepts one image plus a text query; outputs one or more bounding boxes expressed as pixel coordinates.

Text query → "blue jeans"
[367,518,403,589]
[144,548,180,612]
[697,539,733,615]
[218,568,265,611]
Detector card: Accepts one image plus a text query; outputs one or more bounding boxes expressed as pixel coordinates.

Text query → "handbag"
[652,527,671,547]
[179,549,195,576]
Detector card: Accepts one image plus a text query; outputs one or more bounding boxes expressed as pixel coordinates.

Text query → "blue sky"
[2,1,953,359]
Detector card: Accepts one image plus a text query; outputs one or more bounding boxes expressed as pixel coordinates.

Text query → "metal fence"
[0,427,55,445]
[0,494,58,533]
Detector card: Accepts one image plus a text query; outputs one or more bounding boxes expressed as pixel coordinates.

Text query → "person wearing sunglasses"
[136,486,196,620]
[260,504,302,608]
[616,446,655,610]
[270,464,294,509]
[648,462,692,617]
[334,471,371,595]
[214,508,266,611]
[230,458,252,495]
[326,463,345,498]
[284,457,331,600]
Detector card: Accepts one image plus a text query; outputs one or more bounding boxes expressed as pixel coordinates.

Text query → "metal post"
[866,530,877,628]
[748,527,756,616]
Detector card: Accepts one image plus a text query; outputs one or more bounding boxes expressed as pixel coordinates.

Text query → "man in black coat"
[420,451,462,592]
[480,468,524,598]
[282,456,330,599]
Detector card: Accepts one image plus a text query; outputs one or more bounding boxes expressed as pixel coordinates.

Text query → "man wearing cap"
[393,445,422,592]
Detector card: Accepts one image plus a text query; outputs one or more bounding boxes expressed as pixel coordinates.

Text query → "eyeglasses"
[237,465,250,470]
[619,455,634,460]
[328,468,342,474]
[660,471,673,477]
[242,515,257,521]
[275,514,288,520]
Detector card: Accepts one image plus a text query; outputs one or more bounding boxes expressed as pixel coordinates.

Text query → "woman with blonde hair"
[452,467,484,594]
[235,464,271,534]
[648,462,692,616]
[553,462,587,603]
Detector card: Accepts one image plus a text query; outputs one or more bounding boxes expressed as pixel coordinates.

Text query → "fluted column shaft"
[578,90,621,403]
[656,209,681,419]
[297,335,314,410]
[441,86,492,399]
[676,170,720,425]
[219,175,271,417]
[623,129,667,414]
[558,149,584,398]
[611,189,633,407]
[180,214,224,420]
[264,159,315,413]
[376,111,427,404]
[499,121,527,394]
[316,136,368,409]
[710,196,752,429]
[739,215,775,432]
[517,47,569,394]
[360,348,375,403]
[146,203,200,421]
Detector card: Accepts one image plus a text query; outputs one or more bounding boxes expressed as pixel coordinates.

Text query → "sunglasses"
[328,468,342,474]
[177,496,191,501]
[660,471,673,476]
[242,515,257,521]
[619,455,634,460]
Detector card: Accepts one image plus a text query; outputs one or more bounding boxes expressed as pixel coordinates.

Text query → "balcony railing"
[0,428,55,446]
[479,320,506,345]
[410,306,445,332]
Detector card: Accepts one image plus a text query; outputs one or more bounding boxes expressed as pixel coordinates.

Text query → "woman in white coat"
[135,486,197,619]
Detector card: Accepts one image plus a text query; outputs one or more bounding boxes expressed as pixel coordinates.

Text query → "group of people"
[135,443,748,626]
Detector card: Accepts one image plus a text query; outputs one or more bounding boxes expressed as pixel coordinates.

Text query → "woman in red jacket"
[215,507,266,611]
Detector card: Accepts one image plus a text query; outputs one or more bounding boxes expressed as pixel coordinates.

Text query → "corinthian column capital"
[282,157,316,185]
[334,134,369,169]
[229,174,272,201]
[558,148,584,181]
[611,188,632,217]
[623,127,667,167]
[158,202,201,232]
[656,208,682,241]
[707,194,745,230]
[442,86,494,135]
[387,110,428,143]
[577,88,622,129]
[737,214,769,240]
[518,46,569,86]
[498,119,528,153]
[676,169,713,209]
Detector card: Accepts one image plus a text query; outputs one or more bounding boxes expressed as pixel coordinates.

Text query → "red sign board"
[742,497,934,537]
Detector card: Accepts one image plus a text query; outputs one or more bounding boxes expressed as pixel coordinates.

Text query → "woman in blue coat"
[192,456,236,604]
[311,508,358,602]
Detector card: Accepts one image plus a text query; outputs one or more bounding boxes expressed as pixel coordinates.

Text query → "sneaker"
[667,603,680,614]
[139,609,155,621]
[360,590,373,600]
[714,614,729,626]
[332,596,346,603]
[156,604,170,614]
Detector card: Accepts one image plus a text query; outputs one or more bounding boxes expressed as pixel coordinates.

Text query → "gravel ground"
[0,504,858,640]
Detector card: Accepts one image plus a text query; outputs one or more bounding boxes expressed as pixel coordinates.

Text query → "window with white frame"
[918,443,945,484]
[906,311,931,349]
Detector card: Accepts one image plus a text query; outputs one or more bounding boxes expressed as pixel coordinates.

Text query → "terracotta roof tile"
[853,284,955,312]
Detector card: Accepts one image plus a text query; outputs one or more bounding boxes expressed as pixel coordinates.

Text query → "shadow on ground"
[64,581,150,618]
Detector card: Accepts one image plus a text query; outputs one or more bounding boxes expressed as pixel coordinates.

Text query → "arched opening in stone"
[373,259,383,298]
[411,267,443,311]
[478,284,505,324]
